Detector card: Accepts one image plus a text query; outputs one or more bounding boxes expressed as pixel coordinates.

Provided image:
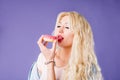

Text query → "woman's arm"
[37,35,57,80]
[46,61,56,80]
[37,53,56,80]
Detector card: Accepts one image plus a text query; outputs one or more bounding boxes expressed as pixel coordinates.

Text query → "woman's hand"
[37,35,57,61]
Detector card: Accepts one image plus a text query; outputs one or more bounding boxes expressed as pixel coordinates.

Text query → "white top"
[37,53,65,80]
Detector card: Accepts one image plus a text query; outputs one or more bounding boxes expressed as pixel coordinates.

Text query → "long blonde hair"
[55,11,103,80]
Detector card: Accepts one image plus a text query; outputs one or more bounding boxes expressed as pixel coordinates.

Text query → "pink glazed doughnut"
[43,35,57,42]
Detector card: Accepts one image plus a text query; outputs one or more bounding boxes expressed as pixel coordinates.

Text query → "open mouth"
[57,35,64,42]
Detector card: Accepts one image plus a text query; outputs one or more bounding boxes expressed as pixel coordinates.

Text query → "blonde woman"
[28,11,103,80]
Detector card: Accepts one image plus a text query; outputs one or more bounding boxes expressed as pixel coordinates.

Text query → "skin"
[37,15,74,80]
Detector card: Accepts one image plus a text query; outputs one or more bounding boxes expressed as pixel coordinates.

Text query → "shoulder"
[88,63,103,80]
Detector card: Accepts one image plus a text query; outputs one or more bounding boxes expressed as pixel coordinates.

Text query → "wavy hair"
[55,11,103,80]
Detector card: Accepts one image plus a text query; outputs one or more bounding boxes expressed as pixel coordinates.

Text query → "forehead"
[59,16,70,24]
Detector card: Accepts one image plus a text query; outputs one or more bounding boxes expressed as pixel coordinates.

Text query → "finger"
[37,35,44,44]
[52,40,57,52]
[39,43,48,53]
[37,35,47,51]
[43,41,48,46]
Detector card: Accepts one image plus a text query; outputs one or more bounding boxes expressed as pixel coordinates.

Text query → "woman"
[28,11,103,80]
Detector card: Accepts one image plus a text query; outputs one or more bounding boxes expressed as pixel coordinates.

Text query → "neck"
[60,47,71,58]
[55,46,72,67]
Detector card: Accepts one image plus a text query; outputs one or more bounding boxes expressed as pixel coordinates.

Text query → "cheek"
[65,30,74,38]
[64,36,74,47]
[69,35,74,43]
[54,29,58,36]
[65,32,74,43]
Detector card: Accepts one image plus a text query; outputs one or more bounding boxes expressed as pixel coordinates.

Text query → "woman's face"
[55,16,74,48]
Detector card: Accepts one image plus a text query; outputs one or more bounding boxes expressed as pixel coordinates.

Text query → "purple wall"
[0,0,120,80]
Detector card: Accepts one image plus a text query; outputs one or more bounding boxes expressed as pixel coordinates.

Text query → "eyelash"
[57,26,69,29]
[57,26,61,28]
[65,27,69,29]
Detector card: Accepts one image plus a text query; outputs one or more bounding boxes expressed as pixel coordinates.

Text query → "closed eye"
[57,26,61,28]
[65,27,69,29]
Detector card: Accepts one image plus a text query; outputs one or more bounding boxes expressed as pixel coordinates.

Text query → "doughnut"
[43,35,57,42]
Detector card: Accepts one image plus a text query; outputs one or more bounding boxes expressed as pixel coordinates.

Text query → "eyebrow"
[58,22,68,25]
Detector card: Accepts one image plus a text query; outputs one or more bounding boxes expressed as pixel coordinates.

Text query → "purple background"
[0,0,120,80]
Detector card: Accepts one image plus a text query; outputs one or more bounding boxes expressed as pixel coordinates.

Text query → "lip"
[57,35,64,42]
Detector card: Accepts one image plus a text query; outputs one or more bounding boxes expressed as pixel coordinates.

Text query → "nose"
[58,26,64,33]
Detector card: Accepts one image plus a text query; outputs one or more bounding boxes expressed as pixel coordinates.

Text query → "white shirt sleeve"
[37,53,48,80]
[28,53,49,80]
[28,62,40,80]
